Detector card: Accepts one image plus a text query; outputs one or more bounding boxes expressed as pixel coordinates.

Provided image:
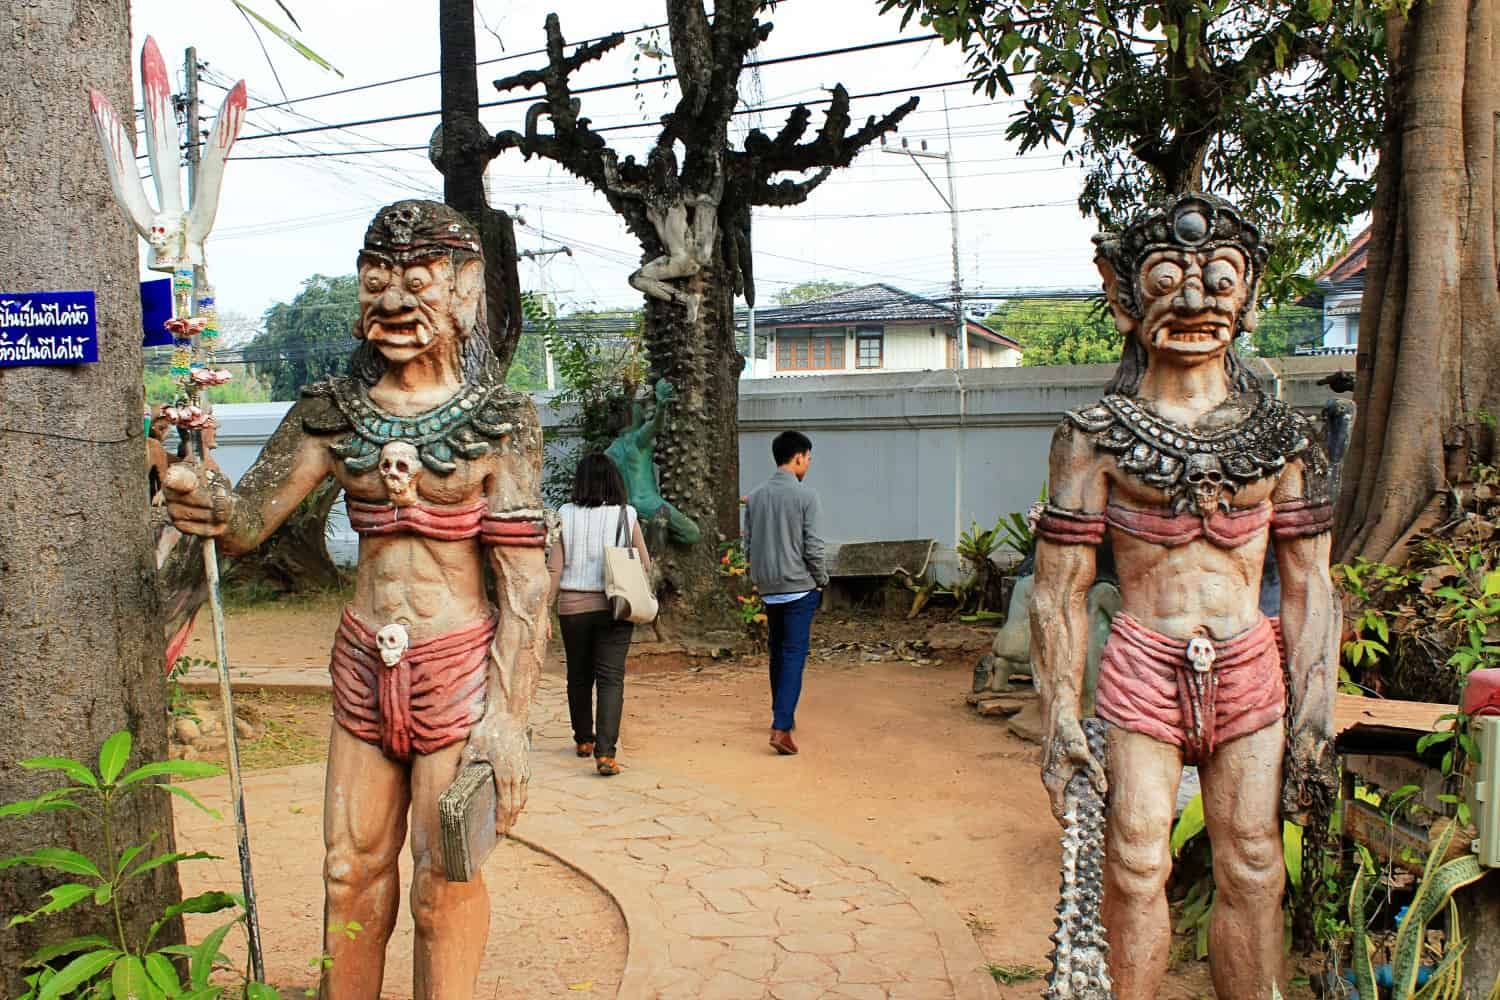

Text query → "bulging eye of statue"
[363,271,389,293]
[1204,258,1240,295]
[1146,261,1183,295]
[405,269,431,293]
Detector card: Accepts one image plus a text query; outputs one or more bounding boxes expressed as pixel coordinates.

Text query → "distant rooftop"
[1317,227,1371,285]
[749,283,1020,348]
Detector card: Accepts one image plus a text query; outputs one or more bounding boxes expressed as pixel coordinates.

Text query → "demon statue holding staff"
[1031,193,1339,1000]
[162,201,548,999]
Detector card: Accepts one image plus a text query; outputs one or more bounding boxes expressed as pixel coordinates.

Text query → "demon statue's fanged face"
[1094,193,1267,377]
[353,200,484,367]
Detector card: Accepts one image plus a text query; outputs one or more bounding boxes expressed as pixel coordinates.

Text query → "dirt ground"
[185,598,1319,999]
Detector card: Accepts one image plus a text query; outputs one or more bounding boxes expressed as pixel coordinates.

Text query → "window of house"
[856,326,883,369]
[775,328,845,371]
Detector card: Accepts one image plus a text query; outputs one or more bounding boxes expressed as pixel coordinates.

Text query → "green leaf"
[998,30,1023,61]
[115,843,147,881]
[0,848,104,880]
[112,956,162,1000]
[1283,821,1303,893]
[9,884,97,927]
[189,921,237,987]
[1309,0,1332,20]
[1484,569,1500,597]
[1171,793,1206,855]
[94,883,112,906]
[118,761,223,789]
[126,851,218,883]
[20,756,98,789]
[0,789,85,820]
[98,732,132,786]
[151,783,222,820]
[1335,55,1359,82]
[23,934,113,968]
[143,954,181,997]
[37,949,120,1000]
[231,2,343,77]
[160,891,240,925]
[245,984,281,1000]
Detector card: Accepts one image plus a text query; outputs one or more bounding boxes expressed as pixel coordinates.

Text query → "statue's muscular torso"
[333,446,497,636]
[1060,423,1279,640]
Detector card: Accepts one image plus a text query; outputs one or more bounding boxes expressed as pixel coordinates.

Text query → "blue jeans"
[765,591,820,731]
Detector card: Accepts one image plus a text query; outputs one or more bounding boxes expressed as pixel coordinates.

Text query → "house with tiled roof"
[1297,228,1369,355]
[746,283,1021,376]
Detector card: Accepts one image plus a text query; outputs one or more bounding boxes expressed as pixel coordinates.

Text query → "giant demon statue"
[163,201,548,999]
[1030,193,1339,1000]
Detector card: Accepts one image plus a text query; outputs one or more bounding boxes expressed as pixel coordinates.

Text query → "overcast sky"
[123,0,1108,323]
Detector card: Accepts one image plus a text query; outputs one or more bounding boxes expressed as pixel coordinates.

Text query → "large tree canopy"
[247,274,357,402]
[774,280,858,305]
[877,0,1387,299]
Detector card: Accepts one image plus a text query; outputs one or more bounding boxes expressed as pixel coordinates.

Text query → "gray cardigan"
[744,469,829,595]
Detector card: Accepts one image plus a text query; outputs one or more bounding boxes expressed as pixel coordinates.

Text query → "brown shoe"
[596,756,620,776]
[576,742,595,758]
[768,729,798,755]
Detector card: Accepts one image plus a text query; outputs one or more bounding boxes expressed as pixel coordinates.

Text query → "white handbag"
[603,507,658,624]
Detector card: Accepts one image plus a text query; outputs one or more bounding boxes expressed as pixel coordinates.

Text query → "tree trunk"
[0,1,182,988]
[436,0,524,374]
[1335,0,1500,565]
[643,252,744,631]
[222,478,344,594]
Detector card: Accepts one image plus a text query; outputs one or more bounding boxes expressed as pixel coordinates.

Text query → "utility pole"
[183,48,200,199]
[182,48,207,303]
[519,245,570,391]
[881,98,965,370]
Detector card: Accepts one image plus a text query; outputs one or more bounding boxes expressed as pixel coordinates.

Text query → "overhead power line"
[231,32,946,146]
[228,74,988,161]
[234,15,680,112]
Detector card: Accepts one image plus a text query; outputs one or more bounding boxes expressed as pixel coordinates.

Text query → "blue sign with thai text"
[0,291,99,367]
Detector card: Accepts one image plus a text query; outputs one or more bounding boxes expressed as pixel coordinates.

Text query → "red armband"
[1271,499,1333,540]
[480,511,547,548]
[1036,505,1106,546]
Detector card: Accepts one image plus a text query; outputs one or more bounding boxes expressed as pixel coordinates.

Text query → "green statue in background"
[605,379,702,545]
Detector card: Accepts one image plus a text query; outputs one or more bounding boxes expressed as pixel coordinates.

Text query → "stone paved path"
[180,669,1000,1000]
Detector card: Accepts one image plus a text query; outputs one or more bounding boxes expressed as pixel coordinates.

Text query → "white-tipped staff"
[89,37,263,982]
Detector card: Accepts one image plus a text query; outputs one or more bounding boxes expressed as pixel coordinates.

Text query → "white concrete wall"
[204,356,1347,576]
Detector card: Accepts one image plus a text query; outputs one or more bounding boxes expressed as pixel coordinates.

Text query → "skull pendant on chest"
[1183,452,1227,516]
[379,442,422,508]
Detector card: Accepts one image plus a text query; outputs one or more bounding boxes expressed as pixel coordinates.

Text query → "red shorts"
[1094,612,1284,764]
[329,607,496,763]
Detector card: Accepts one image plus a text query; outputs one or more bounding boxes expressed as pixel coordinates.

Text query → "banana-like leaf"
[231,2,342,77]
[1349,846,1379,1000]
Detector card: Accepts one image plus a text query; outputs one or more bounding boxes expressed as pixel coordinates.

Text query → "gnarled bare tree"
[484,3,918,619]
[1334,0,1500,565]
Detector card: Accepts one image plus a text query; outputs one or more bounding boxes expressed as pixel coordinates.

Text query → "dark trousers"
[765,591,820,731]
[559,610,633,758]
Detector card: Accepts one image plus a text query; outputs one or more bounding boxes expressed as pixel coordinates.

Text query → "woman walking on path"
[549,453,651,775]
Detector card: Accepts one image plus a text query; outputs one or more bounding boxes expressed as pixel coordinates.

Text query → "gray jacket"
[744,470,828,595]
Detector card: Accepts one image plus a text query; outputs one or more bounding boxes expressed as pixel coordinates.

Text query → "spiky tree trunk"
[0,2,182,987]
[486,3,915,621]
[1334,0,1500,564]
[643,256,744,622]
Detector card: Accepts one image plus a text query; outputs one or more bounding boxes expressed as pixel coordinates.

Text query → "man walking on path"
[745,431,829,755]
